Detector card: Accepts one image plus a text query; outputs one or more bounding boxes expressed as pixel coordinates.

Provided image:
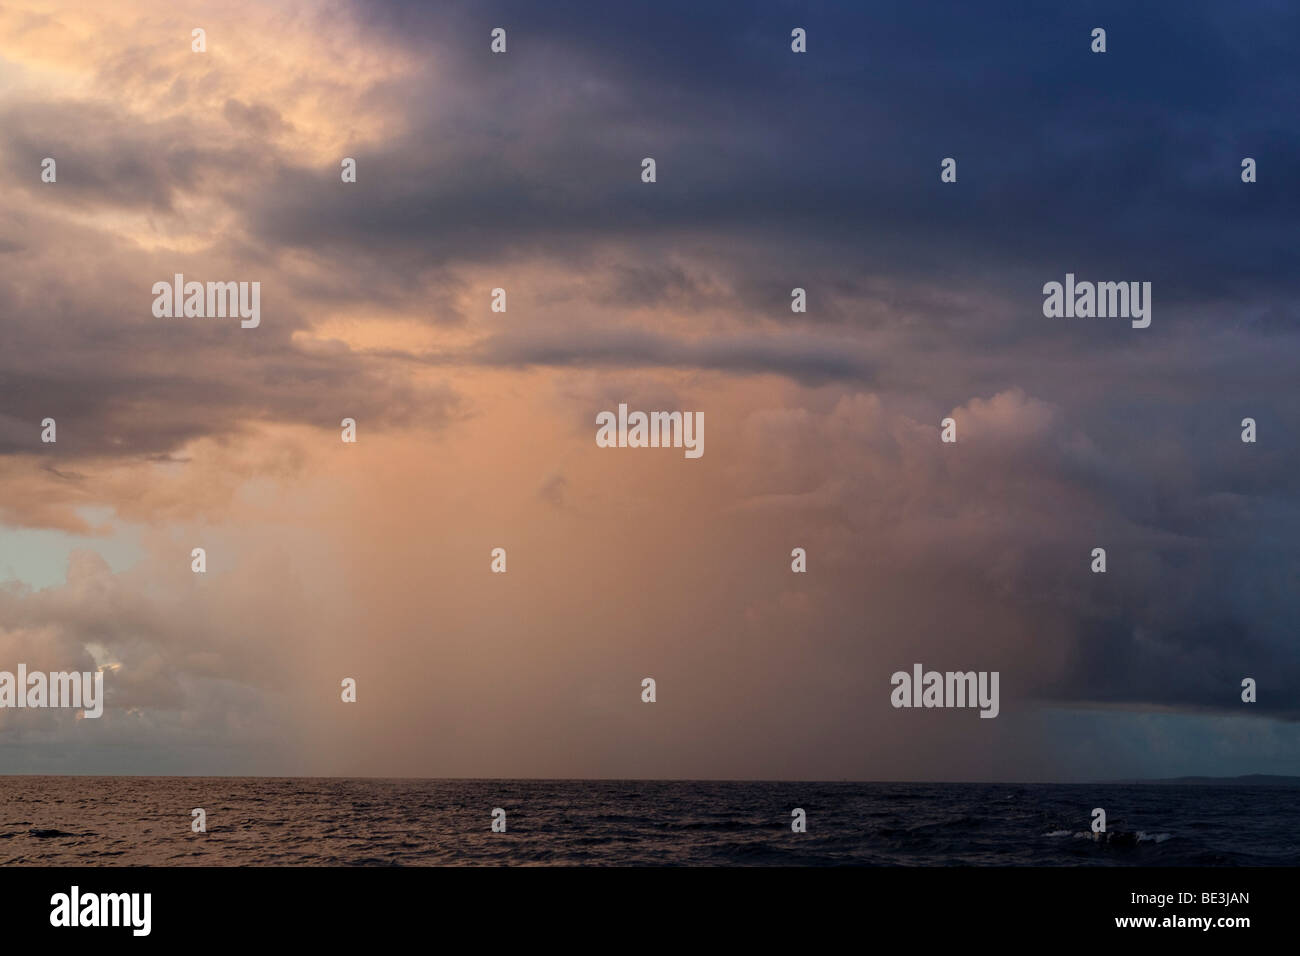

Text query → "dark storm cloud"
[249,0,1300,312]
[0,100,259,214]
[454,327,875,385]
[0,207,462,459]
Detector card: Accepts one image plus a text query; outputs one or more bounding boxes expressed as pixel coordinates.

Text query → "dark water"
[1,777,1295,866]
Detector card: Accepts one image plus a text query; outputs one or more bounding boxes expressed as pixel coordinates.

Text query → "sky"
[0,0,1296,780]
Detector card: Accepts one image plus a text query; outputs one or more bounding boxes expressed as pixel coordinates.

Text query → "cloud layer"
[0,0,1296,778]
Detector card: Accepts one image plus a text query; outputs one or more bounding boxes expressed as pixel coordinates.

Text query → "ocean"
[2,777,1295,866]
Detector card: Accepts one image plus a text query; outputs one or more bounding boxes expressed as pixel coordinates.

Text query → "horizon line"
[1,772,1294,785]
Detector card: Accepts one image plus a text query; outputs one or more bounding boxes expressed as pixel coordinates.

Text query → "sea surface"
[1,777,1295,866]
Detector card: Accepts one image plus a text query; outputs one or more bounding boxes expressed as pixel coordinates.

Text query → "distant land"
[1100,774,1300,787]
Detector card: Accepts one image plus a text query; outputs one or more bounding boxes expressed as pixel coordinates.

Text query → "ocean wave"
[0,779,1286,865]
